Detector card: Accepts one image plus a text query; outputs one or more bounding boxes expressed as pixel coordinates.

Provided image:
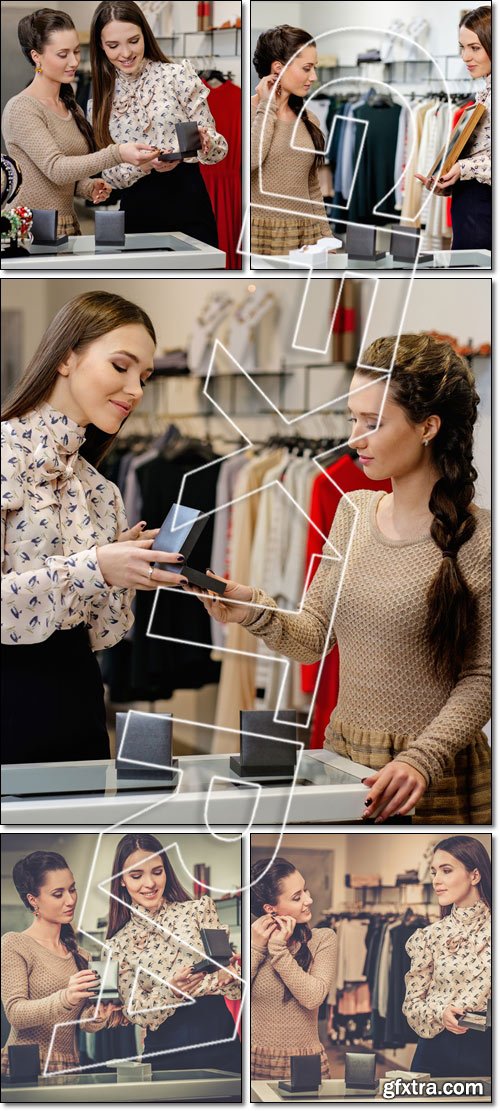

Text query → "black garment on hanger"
[119,162,218,245]
[2,627,109,763]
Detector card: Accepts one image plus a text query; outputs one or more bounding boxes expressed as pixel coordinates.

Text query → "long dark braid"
[358,333,480,685]
[251,857,313,1003]
[253,25,325,169]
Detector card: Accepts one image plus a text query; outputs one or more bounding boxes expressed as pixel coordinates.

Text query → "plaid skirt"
[325,716,491,824]
[251,1044,330,1082]
[251,211,332,256]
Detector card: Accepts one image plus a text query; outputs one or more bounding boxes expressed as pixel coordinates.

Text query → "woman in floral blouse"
[104,833,241,1073]
[89,1,228,243]
[1,291,187,763]
[403,835,491,1078]
[416,6,491,251]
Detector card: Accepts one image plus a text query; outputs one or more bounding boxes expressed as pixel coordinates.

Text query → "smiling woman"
[0,291,187,764]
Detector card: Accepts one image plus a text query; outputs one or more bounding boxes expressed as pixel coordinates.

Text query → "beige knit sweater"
[1,932,102,1075]
[2,94,122,234]
[242,489,491,787]
[251,98,332,224]
[251,927,336,1056]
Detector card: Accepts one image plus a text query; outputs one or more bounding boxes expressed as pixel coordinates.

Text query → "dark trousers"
[143,997,241,1074]
[1,627,109,763]
[451,179,492,251]
[120,161,218,245]
[411,1027,491,1078]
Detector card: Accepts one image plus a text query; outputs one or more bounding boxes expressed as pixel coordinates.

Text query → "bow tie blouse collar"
[445,900,490,954]
[113,59,156,132]
[32,403,87,509]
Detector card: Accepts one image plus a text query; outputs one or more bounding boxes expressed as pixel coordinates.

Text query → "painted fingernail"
[176,554,185,562]
[180,577,189,585]
[205,568,215,574]
[365,798,372,806]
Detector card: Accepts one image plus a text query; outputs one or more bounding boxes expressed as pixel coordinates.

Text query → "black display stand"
[389,225,432,265]
[7,1045,40,1083]
[344,1051,378,1096]
[94,209,125,248]
[278,1054,322,1097]
[229,710,300,781]
[31,209,68,247]
[346,225,385,261]
[115,712,178,782]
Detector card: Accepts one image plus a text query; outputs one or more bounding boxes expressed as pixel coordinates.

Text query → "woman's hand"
[251,914,278,949]
[269,915,296,944]
[96,538,188,592]
[65,969,101,1006]
[118,141,159,166]
[255,74,279,103]
[117,521,160,543]
[414,165,460,195]
[437,163,461,188]
[170,964,206,997]
[442,1005,469,1035]
[362,762,427,822]
[93,1002,126,1027]
[89,179,112,204]
[145,154,182,173]
[184,571,253,624]
[198,127,213,157]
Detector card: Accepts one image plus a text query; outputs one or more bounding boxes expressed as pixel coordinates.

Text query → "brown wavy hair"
[90,1,169,148]
[13,851,87,970]
[1,291,156,468]
[106,834,191,940]
[433,835,491,916]
[18,9,96,151]
[357,333,480,685]
[459,6,491,60]
[253,25,325,169]
[250,857,316,1003]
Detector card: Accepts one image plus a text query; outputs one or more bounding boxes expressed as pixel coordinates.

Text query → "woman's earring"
[32,903,40,918]
[423,440,429,447]
[35,63,43,75]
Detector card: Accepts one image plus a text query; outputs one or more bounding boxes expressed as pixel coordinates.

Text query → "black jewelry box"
[158,121,202,161]
[152,502,226,595]
[191,928,233,973]
[31,209,68,246]
[345,1051,378,1093]
[89,958,121,1003]
[7,1044,40,1083]
[229,710,300,780]
[346,224,385,262]
[94,209,125,247]
[115,712,177,781]
[278,1053,322,1096]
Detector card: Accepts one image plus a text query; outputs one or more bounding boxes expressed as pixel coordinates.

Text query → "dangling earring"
[30,902,40,918]
[423,440,429,447]
[35,63,43,75]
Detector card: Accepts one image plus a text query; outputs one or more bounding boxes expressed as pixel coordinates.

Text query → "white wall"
[344,832,491,887]
[251,2,491,68]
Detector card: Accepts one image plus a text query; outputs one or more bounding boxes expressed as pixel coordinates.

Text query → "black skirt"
[411,1027,492,1078]
[450,179,492,251]
[1,626,110,764]
[143,996,241,1074]
[120,162,218,245]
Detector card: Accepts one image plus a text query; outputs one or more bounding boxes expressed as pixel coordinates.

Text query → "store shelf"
[158,26,241,59]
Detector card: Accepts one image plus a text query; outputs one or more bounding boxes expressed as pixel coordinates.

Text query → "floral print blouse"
[107,895,241,1031]
[1,404,133,649]
[89,59,228,192]
[403,901,491,1038]
[458,74,491,185]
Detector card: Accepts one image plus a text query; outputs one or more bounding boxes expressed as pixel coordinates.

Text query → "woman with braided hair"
[193,333,491,824]
[251,25,334,255]
[250,856,336,1081]
[1,851,122,1076]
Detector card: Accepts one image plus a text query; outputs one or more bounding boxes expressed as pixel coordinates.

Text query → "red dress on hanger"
[200,81,241,269]
[302,455,391,748]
